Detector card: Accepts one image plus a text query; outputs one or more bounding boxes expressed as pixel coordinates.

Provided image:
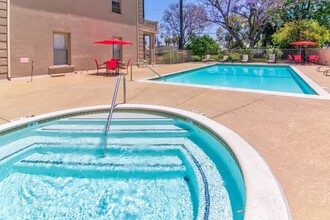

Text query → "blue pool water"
[154,64,317,95]
[0,112,245,219]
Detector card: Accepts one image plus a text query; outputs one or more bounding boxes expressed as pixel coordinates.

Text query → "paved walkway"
[0,63,330,220]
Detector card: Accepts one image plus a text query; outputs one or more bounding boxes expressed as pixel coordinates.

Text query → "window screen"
[54,33,69,65]
[112,0,121,13]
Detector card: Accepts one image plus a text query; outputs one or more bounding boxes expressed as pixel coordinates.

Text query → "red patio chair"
[309,55,319,64]
[119,60,131,75]
[308,55,316,63]
[288,55,293,63]
[106,60,119,76]
[95,59,106,75]
[294,55,302,64]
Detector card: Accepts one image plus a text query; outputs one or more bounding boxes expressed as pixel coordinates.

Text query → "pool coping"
[140,63,330,100]
[0,104,291,220]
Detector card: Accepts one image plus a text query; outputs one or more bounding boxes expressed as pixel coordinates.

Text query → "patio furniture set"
[93,38,133,76]
[288,54,320,64]
[95,59,130,76]
[217,54,275,63]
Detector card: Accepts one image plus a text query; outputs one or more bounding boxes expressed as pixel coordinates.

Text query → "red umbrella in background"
[290,41,317,46]
[93,38,133,45]
[93,38,133,61]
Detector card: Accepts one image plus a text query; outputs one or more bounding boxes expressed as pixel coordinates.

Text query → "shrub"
[191,55,202,62]
[218,52,227,60]
[239,49,254,60]
[266,47,283,60]
[210,55,218,61]
[229,53,241,62]
[186,35,218,58]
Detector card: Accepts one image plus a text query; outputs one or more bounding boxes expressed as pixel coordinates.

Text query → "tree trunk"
[179,0,184,50]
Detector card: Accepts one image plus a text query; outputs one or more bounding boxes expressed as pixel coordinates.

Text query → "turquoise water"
[0,112,245,220]
[155,64,317,95]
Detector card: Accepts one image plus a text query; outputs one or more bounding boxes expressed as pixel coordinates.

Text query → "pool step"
[56,119,177,126]
[67,112,172,121]
[33,144,182,157]
[38,124,188,133]
[29,112,191,138]
[57,113,177,126]
[0,136,196,164]
[35,123,190,138]
[13,150,186,179]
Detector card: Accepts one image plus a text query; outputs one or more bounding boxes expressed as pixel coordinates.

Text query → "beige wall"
[318,49,330,65]
[10,0,139,77]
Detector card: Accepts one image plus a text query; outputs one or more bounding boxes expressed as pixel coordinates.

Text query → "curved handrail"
[129,62,166,81]
[145,64,166,81]
[105,73,125,135]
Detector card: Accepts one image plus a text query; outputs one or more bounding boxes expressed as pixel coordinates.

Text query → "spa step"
[13,152,186,179]
[58,112,177,125]
[0,137,196,164]
[33,144,182,157]
[35,124,190,138]
[68,112,171,120]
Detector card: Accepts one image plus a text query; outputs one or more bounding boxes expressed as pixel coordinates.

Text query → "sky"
[144,0,218,39]
[144,0,195,22]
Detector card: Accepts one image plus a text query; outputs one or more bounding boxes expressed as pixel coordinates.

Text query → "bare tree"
[161,2,209,48]
[203,0,308,48]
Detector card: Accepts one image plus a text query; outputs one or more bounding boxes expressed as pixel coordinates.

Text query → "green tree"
[186,35,218,58]
[164,38,172,46]
[280,0,330,28]
[203,0,307,48]
[272,19,330,48]
[262,0,330,46]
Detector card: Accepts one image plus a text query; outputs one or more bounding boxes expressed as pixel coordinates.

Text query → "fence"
[155,50,193,64]
[221,48,330,65]
[154,48,329,65]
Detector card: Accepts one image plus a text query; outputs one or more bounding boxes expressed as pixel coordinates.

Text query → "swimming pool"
[0,105,291,220]
[152,64,319,95]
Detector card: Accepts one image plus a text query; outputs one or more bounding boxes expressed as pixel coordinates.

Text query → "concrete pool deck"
[0,63,329,220]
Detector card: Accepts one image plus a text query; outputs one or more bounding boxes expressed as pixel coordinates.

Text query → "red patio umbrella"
[93,38,133,61]
[93,38,133,45]
[290,41,317,46]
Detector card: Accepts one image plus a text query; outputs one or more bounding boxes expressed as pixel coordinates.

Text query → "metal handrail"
[129,62,166,81]
[105,72,126,135]
[145,64,166,81]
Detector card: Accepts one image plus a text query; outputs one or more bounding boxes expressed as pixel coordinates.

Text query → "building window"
[112,0,121,14]
[53,33,70,65]
[113,38,122,60]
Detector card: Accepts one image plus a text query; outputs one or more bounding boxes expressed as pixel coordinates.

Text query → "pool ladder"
[105,72,127,135]
[129,62,166,81]
[145,64,166,81]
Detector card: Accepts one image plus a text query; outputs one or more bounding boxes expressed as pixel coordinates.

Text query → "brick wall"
[0,0,7,80]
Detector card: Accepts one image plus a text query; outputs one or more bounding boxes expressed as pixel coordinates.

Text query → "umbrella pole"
[123,73,126,103]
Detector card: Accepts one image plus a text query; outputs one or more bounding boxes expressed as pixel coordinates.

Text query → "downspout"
[136,0,140,61]
[7,0,11,80]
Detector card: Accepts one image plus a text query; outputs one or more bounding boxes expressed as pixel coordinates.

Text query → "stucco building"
[0,0,158,79]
